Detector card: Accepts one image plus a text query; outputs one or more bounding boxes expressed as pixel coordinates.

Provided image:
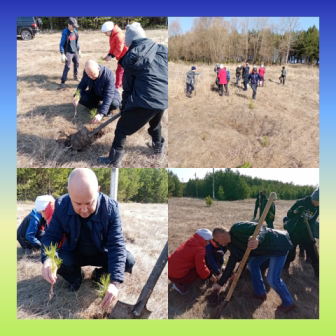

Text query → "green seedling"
[262,136,269,147]
[238,162,251,168]
[205,195,213,207]
[74,89,81,118]
[95,273,110,318]
[249,99,254,109]
[44,243,62,302]
[202,134,207,141]
[90,108,98,120]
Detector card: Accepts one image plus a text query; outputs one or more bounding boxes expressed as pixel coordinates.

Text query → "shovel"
[213,192,276,319]
[70,112,121,150]
[109,240,168,319]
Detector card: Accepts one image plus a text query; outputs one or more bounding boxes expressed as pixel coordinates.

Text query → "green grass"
[237,162,251,168]
[262,136,269,147]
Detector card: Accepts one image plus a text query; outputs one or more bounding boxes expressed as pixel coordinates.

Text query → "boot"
[58,82,65,90]
[147,137,165,158]
[68,269,85,292]
[98,147,124,167]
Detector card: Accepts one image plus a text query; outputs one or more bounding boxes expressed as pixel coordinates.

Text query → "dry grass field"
[168,197,319,319]
[17,30,168,168]
[17,202,168,319]
[168,62,319,168]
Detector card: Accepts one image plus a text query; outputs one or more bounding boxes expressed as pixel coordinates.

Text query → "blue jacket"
[205,243,227,275]
[121,38,168,112]
[41,193,126,283]
[249,73,262,85]
[226,70,230,79]
[17,209,44,247]
[60,28,80,53]
[77,65,120,116]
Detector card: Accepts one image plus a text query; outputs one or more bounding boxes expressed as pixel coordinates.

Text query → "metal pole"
[110,168,119,201]
[213,168,215,200]
[195,173,198,198]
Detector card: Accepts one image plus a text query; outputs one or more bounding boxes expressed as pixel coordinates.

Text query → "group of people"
[168,188,319,314]
[17,168,135,310]
[57,18,168,167]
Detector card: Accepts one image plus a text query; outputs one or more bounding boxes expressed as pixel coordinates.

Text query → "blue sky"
[168,17,319,33]
[168,168,319,186]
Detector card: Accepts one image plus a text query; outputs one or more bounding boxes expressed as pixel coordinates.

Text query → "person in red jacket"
[168,229,217,294]
[217,65,227,97]
[101,21,128,90]
[258,65,266,87]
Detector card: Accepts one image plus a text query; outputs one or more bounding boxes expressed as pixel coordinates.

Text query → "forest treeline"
[17,169,168,203]
[168,169,317,201]
[169,17,319,65]
[38,17,167,30]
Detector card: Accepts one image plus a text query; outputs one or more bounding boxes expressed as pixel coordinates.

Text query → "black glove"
[108,53,116,58]
[295,206,305,215]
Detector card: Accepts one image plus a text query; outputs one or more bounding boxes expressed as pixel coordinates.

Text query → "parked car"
[17,17,42,40]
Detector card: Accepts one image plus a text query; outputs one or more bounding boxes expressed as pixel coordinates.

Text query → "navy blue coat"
[77,65,120,116]
[41,193,126,283]
[121,38,168,112]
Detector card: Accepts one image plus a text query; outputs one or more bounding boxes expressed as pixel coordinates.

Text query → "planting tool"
[302,211,319,260]
[213,192,276,319]
[70,112,121,150]
[109,240,168,319]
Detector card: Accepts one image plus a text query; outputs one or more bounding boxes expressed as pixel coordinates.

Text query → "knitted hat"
[196,228,212,241]
[125,22,146,47]
[68,17,79,29]
[34,195,55,212]
[311,188,319,201]
[192,66,196,70]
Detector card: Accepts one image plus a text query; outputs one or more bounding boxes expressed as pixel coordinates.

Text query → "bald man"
[41,168,134,309]
[73,60,121,124]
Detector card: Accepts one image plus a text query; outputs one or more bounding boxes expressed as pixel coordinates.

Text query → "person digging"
[41,168,135,310]
[58,17,82,90]
[73,60,121,124]
[101,21,128,91]
[97,22,168,167]
[249,66,263,102]
[283,188,319,278]
[210,224,295,313]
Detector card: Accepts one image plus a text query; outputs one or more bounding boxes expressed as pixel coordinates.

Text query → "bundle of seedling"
[94,273,111,319]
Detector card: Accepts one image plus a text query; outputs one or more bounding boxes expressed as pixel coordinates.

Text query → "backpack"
[226,70,230,79]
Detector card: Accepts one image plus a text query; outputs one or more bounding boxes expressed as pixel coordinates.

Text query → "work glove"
[61,53,67,63]
[78,50,82,58]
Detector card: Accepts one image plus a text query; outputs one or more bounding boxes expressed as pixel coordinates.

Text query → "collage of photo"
[16,16,319,320]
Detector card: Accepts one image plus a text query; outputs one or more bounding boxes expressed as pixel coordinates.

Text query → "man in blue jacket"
[41,168,135,310]
[98,22,168,167]
[211,224,295,313]
[249,66,263,102]
[58,17,81,90]
[73,60,121,124]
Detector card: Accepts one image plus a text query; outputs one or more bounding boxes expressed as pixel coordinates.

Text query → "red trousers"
[115,63,124,89]
[169,268,200,292]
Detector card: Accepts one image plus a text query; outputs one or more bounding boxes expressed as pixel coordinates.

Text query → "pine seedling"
[74,89,81,118]
[90,108,98,120]
[262,136,269,147]
[249,99,254,109]
[44,243,62,302]
[205,195,213,207]
[95,273,110,318]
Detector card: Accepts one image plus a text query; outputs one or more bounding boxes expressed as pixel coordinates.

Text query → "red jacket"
[217,69,227,84]
[259,68,266,76]
[168,233,210,279]
[109,25,128,60]
[45,201,66,248]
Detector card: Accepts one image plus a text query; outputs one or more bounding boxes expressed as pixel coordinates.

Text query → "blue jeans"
[247,252,293,306]
[186,83,194,93]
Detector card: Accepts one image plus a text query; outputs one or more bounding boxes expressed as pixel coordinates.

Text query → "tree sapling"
[74,89,81,118]
[90,108,98,120]
[95,273,111,318]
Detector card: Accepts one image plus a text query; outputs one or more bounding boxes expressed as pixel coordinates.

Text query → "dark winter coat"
[41,193,126,283]
[242,66,250,79]
[249,73,263,85]
[121,38,168,112]
[205,242,227,275]
[77,65,120,116]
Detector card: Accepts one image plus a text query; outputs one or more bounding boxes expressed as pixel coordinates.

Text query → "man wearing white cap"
[168,228,218,294]
[101,21,128,90]
[17,195,55,255]
[98,22,168,167]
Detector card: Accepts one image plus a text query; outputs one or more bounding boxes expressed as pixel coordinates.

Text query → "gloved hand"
[295,206,305,215]
[61,53,67,63]
[78,50,82,58]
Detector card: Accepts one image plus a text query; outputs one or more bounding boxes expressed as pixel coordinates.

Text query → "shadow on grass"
[18,75,79,91]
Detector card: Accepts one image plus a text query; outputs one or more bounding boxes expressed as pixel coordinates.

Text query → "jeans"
[112,107,164,151]
[224,83,229,96]
[57,248,135,286]
[248,252,293,306]
[61,52,80,83]
[236,76,241,85]
[79,91,120,115]
[218,84,224,96]
[259,76,264,86]
[251,83,257,100]
[243,78,248,90]
[186,83,194,93]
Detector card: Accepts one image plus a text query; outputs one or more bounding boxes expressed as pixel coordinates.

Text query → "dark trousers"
[285,237,318,275]
[280,75,286,85]
[218,84,224,96]
[169,268,199,292]
[243,78,248,90]
[253,199,263,218]
[236,75,241,85]
[224,83,229,96]
[57,248,135,285]
[252,83,258,100]
[17,231,43,250]
[79,91,120,114]
[186,83,194,93]
[61,52,80,83]
[112,108,164,151]
[259,76,264,86]
[266,220,274,229]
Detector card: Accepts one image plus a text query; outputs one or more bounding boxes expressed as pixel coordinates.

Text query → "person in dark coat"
[242,62,250,91]
[205,234,227,276]
[98,22,168,167]
[265,193,277,229]
[186,66,201,97]
[211,224,295,313]
[236,65,242,86]
[73,60,121,124]
[252,190,267,220]
[17,195,55,255]
[249,66,263,102]
[41,169,135,310]
[283,188,319,277]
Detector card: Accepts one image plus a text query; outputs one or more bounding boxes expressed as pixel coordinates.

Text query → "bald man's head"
[85,60,100,80]
[67,168,100,218]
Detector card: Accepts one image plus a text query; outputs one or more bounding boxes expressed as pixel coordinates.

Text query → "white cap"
[34,195,55,212]
[196,228,212,241]
[101,21,114,33]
